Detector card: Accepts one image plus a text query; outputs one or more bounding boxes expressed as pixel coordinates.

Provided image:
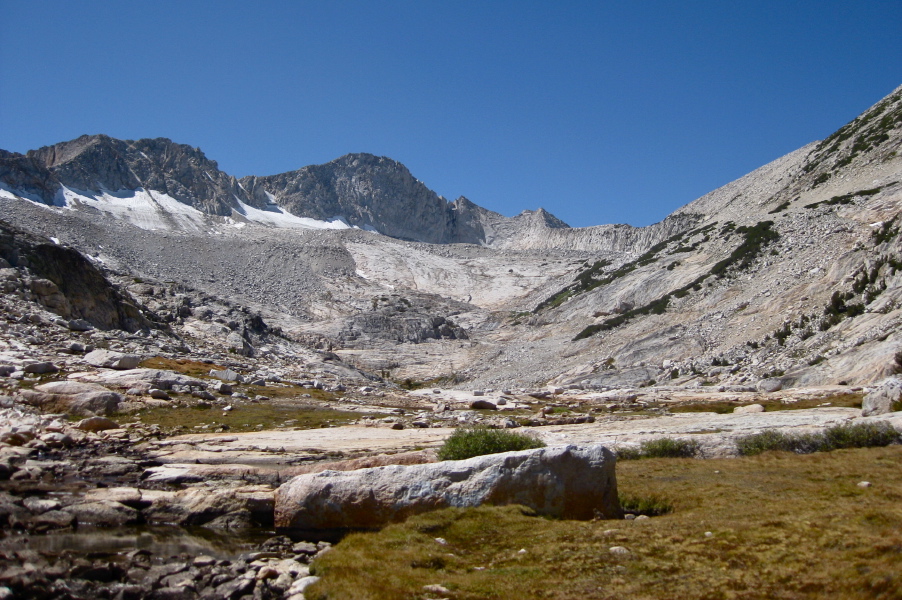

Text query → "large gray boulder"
[756,378,783,393]
[275,444,621,531]
[862,377,902,416]
[21,381,122,416]
[84,349,141,370]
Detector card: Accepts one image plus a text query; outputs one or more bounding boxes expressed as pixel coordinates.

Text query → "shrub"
[640,437,700,458]
[617,438,700,459]
[821,422,900,450]
[619,493,674,517]
[736,423,900,456]
[437,427,546,461]
[735,430,822,456]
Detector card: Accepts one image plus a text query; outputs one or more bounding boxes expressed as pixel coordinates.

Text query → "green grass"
[736,422,900,456]
[436,427,546,461]
[307,445,902,600]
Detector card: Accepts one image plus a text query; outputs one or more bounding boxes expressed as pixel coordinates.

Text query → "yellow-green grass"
[669,392,865,414]
[134,401,375,433]
[307,445,902,600]
[140,356,228,378]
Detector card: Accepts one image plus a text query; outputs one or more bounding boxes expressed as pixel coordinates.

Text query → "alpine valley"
[1,85,902,599]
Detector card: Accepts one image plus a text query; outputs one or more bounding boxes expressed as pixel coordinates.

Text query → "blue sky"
[1,1,900,228]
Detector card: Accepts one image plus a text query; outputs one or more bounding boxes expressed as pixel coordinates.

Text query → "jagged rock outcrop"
[242,154,479,243]
[0,219,153,332]
[0,135,251,215]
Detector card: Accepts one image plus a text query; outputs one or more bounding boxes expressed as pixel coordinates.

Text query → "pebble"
[857,481,871,488]
[609,546,630,555]
[424,584,451,594]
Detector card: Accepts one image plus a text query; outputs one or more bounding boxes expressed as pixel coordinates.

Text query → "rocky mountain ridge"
[0,136,580,247]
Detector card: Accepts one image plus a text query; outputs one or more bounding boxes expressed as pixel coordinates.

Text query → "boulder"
[275,444,621,531]
[22,361,59,375]
[67,319,93,331]
[84,349,142,370]
[210,369,244,383]
[470,399,497,410]
[142,485,274,530]
[64,500,139,527]
[733,403,765,414]
[20,383,122,417]
[862,377,902,416]
[75,416,121,432]
[756,378,783,393]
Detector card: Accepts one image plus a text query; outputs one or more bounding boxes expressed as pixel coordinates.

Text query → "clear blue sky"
[1,1,900,228]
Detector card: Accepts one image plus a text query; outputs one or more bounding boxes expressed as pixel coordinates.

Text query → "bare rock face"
[275,444,621,532]
[862,377,902,416]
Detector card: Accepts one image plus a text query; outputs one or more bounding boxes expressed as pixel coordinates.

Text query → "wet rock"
[39,432,74,447]
[142,485,274,530]
[22,361,58,375]
[29,509,76,531]
[23,497,61,513]
[65,500,140,527]
[276,444,621,531]
[84,487,143,506]
[211,575,255,599]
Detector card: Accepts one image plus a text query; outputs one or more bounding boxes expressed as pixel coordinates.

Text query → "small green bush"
[822,422,900,450]
[736,422,900,456]
[437,427,546,461]
[617,438,700,460]
[619,493,674,517]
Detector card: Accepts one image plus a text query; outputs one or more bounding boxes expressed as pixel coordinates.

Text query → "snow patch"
[58,186,211,232]
[231,199,351,230]
[0,184,58,207]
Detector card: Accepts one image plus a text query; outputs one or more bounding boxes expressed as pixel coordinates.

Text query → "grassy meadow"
[306,445,902,599]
